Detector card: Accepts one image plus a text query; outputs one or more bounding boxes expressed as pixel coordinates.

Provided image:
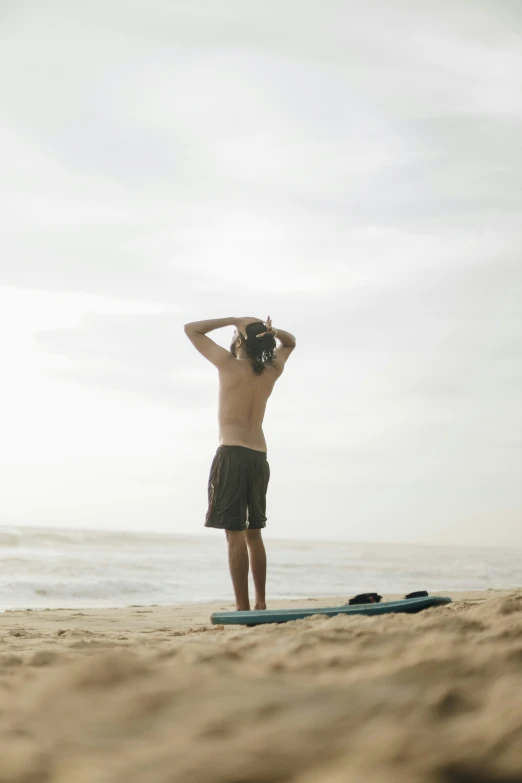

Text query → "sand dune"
[1,590,521,782]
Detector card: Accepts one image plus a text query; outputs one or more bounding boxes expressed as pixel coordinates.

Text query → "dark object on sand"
[404,590,429,599]
[347,592,382,605]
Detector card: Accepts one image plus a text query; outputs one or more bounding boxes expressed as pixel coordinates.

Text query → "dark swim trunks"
[205,445,270,531]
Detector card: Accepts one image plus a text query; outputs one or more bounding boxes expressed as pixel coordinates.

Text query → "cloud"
[1,0,520,302]
[33,312,213,408]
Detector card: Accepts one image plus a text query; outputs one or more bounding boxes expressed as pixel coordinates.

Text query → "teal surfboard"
[211,595,452,626]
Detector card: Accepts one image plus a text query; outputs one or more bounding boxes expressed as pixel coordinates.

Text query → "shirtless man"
[183,316,296,611]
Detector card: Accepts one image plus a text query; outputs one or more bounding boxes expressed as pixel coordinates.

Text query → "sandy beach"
[1,589,521,783]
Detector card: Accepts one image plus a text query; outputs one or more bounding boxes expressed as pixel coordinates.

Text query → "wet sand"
[1,590,521,782]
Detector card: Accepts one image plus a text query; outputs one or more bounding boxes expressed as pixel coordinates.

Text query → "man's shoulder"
[219,359,282,381]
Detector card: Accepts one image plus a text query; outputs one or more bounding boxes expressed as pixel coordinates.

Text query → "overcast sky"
[1,0,521,546]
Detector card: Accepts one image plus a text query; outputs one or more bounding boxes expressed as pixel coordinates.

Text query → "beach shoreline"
[1,588,521,782]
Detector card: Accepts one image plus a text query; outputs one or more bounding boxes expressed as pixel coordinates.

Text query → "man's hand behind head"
[235,317,264,340]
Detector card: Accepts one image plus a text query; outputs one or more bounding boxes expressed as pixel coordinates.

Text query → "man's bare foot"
[253,601,266,610]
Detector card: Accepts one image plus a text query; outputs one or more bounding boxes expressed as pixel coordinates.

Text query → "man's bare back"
[218,348,278,452]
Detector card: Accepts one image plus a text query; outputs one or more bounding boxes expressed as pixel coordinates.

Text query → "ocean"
[1,526,520,611]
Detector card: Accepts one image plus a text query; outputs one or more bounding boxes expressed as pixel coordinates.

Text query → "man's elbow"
[184,322,196,335]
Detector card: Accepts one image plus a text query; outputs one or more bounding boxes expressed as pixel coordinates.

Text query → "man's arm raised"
[254,315,296,369]
[273,326,297,368]
[184,316,238,335]
[184,317,237,369]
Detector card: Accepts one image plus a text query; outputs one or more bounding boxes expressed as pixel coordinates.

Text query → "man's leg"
[246,529,266,610]
[226,530,250,611]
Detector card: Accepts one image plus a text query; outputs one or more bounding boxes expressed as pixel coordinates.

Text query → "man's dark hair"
[244,322,277,375]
